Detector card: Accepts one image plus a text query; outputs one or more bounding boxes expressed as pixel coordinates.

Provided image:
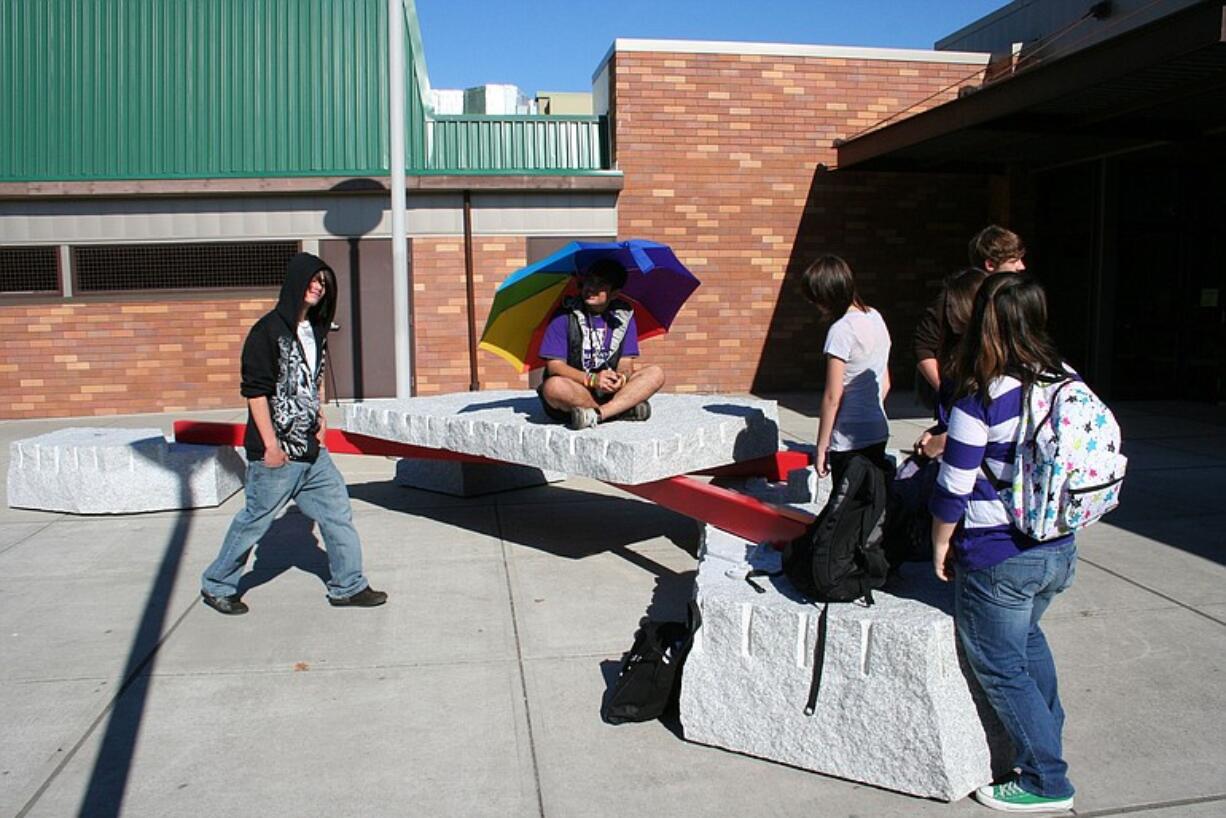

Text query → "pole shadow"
[73,440,216,817]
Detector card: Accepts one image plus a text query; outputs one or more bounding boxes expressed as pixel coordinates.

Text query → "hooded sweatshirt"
[239,252,337,463]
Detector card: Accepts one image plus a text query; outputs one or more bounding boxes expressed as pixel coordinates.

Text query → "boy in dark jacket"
[200,252,386,615]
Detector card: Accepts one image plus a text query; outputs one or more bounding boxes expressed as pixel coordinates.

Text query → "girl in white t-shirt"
[802,255,892,484]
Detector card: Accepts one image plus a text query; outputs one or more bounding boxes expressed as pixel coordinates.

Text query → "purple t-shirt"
[539,310,639,370]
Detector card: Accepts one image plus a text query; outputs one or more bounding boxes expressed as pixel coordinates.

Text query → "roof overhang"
[836,1,1226,172]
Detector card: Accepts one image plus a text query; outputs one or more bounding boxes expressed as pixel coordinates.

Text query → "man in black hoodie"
[200,252,386,615]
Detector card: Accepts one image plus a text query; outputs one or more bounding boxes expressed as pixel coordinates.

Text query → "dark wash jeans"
[955,539,1078,798]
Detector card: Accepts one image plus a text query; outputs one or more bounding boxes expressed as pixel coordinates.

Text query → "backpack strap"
[980,460,1009,491]
[744,568,778,594]
[804,602,830,716]
[1030,377,1074,434]
[565,309,583,370]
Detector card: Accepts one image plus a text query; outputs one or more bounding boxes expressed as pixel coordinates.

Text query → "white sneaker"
[568,407,600,430]
[974,781,1073,813]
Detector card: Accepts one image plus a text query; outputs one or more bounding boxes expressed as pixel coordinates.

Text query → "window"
[0,246,60,294]
[72,242,298,292]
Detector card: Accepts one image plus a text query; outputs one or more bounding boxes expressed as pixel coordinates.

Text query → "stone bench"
[345,391,781,485]
[7,428,246,514]
[679,473,1012,801]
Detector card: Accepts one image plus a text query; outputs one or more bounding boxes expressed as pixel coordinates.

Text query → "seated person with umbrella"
[537,258,665,430]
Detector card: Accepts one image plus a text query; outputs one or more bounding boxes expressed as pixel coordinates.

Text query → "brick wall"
[0,49,999,419]
[611,50,991,393]
[0,297,272,419]
[0,233,534,420]
[410,236,530,394]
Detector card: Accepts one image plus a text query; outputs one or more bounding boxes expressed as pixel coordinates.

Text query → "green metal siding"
[1,0,411,180]
[0,0,610,181]
[425,115,609,173]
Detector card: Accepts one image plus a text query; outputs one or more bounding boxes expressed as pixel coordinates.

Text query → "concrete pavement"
[2,395,1224,817]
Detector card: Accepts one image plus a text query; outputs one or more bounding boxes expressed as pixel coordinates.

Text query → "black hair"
[581,258,628,290]
[800,254,865,320]
[954,273,1065,401]
[937,267,988,378]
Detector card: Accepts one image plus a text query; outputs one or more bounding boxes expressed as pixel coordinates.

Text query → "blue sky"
[415,1,1007,95]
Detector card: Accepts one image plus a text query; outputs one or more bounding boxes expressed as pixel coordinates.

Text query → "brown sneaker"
[623,400,652,421]
[328,587,388,608]
[201,591,249,616]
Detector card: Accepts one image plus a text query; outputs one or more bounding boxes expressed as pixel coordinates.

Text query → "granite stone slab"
[714,465,822,507]
[7,428,246,514]
[344,391,780,485]
[680,521,1013,801]
[394,458,565,497]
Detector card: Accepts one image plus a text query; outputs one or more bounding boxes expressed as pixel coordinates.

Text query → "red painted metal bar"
[172,421,497,464]
[173,420,814,544]
[616,476,812,545]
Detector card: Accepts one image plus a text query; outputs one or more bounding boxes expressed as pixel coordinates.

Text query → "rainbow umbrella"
[479,239,701,373]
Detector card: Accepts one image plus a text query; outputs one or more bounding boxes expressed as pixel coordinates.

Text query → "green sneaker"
[974,781,1073,813]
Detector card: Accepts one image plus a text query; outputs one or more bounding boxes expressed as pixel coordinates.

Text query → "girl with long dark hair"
[929,273,1077,813]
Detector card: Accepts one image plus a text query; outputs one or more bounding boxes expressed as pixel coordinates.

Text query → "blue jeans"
[201,449,369,600]
[955,540,1077,799]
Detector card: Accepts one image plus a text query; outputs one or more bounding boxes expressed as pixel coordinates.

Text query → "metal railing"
[423,115,611,174]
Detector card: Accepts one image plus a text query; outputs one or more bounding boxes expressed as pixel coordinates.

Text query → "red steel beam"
[616,476,812,545]
[173,420,814,544]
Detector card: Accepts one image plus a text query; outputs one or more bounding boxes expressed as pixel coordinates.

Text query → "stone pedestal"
[7,428,245,514]
[395,458,564,497]
[344,391,780,485]
[713,464,818,506]
[680,521,1013,801]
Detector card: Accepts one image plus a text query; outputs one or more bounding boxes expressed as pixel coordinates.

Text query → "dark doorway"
[319,237,401,400]
[1113,149,1225,402]
[1030,143,1226,403]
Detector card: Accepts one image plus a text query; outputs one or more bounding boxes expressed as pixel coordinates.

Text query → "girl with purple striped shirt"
[930,273,1078,814]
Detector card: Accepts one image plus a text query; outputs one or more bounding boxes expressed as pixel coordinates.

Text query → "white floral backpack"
[992,374,1127,541]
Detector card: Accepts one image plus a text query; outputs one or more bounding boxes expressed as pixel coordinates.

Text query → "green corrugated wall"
[0,0,429,180]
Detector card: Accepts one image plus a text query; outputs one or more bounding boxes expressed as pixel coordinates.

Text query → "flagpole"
[389,0,412,397]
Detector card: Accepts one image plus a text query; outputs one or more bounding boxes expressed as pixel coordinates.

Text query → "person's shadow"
[235,506,331,595]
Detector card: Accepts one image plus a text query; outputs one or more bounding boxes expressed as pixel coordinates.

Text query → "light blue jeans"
[201,449,369,600]
[955,540,1077,799]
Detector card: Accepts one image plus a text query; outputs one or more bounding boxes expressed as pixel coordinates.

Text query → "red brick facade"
[410,237,530,394]
[0,297,271,418]
[609,49,990,393]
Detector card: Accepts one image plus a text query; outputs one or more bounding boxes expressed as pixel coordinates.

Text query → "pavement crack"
[1079,557,1226,628]
[494,500,547,818]
[14,596,198,818]
[1071,792,1226,816]
[0,518,61,558]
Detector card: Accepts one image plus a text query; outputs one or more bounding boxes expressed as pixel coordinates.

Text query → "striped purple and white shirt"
[929,375,1072,571]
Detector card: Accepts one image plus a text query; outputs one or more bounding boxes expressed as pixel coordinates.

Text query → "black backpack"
[747,454,889,715]
[601,619,691,725]
[782,454,889,603]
